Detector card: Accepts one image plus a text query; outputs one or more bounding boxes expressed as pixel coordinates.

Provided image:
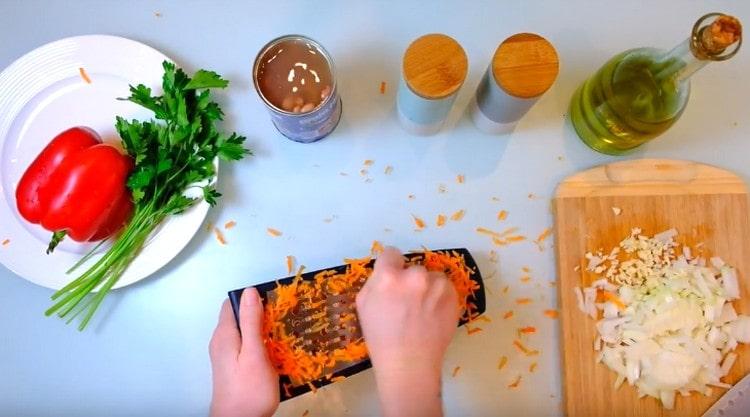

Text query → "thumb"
[238,288,269,362]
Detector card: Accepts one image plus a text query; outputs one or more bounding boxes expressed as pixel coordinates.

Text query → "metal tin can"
[396,34,468,136]
[253,35,342,143]
[471,33,559,134]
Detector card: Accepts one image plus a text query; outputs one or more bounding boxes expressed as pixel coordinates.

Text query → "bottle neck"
[656,38,709,84]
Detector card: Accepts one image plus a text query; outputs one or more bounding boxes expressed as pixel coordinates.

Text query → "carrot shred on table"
[508,375,522,389]
[534,227,553,251]
[529,362,538,373]
[497,210,508,221]
[502,285,509,294]
[213,227,227,245]
[286,256,295,275]
[520,276,531,283]
[452,366,461,377]
[601,290,627,310]
[370,240,384,255]
[384,165,393,175]
[412,215,426,230]
[476,315,492,323]
[331,376,346,382]
[450,209,465,221]
[467,327,483,335]
[267,227,283,237]
[307,382,318,393]
[456,174,465,184]
[521,266,530,273]
[78,67,92,84]
[503,310,514,319]
[544,309,559,319]
[519,326,537,334]
[436,214,447,227]
[1,239,9,246]
[224,220,236,229]
[379,81,386,94]
[302,410,310,417]
[476,227,501,238]
[516,298,532,305]
[513,340,539,356]
[363,159,374,166]
[498,356,508,370]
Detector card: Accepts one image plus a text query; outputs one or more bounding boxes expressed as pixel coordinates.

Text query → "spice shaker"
[397,34,468,135]
[253,35,342,143]
[470,33,559,134]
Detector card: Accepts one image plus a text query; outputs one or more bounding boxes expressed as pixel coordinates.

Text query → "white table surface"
[1,1,749,416]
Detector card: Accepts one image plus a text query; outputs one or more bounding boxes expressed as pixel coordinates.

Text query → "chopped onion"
[578,229,747,410]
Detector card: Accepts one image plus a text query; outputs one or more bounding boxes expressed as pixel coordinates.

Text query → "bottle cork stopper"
[492,33,559,99]
[403,34,468,100]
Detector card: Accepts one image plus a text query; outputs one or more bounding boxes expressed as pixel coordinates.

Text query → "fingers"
[238,288,270,364]
[209,299,241,362]
[373,247,405,280]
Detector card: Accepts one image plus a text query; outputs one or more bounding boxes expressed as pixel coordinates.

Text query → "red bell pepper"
[16,127,134,252]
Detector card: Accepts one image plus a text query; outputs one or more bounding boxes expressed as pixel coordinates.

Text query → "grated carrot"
[452,366,461,377]
[412,215,426,230]
[502,285,509,294]
[498,356,508,370]
[384,165,393,175]
[497,210,508,221]
[370,240,384,255]
[456,174,465,184]
[476,227,501,238]
[508,375,522,389]
[363,160,374,166]
[267,228,283,237]
[543,309,559,319]
[450,209,465,221]
[534,227,553,251]
[330,376,346,382]
[516,298,532,305]
[78,67,92,84]
[286,256,295,275]
[302,410,310,417]
[436,214,447,227]
[503,310,514,319]
[513,340,540,356]
[262,249,480,387]
[529,362,538,373]
[520,276,531,283]
[1,239,9,246]
[379,81,386,94]
[467,327,483,335]
[213,227,227,245]
[519,326,537,334]
[224,220,236,229]
[521,266,530,273]
[601,290,627,310]
[476,315,492,323]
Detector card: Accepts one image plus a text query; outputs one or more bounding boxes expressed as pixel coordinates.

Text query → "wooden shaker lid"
[492,33,559,99]
[403,34,468,99]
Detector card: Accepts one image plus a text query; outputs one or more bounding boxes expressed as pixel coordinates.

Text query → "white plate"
[0,35,211,290]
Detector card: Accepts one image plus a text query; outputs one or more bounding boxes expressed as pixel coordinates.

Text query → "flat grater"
[228,248,486,401]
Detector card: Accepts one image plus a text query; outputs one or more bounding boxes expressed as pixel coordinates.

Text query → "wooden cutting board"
[554,159,750,417]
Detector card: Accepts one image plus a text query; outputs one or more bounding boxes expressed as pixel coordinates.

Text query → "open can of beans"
[253,35,342,143]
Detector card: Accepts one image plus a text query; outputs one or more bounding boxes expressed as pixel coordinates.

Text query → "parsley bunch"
[46,62,249,330]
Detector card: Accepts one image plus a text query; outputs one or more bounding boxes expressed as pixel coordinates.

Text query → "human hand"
[356,247,459,417]
[209,288,279,417]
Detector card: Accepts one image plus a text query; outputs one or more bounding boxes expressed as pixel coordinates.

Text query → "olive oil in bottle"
[570,13,742,155]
